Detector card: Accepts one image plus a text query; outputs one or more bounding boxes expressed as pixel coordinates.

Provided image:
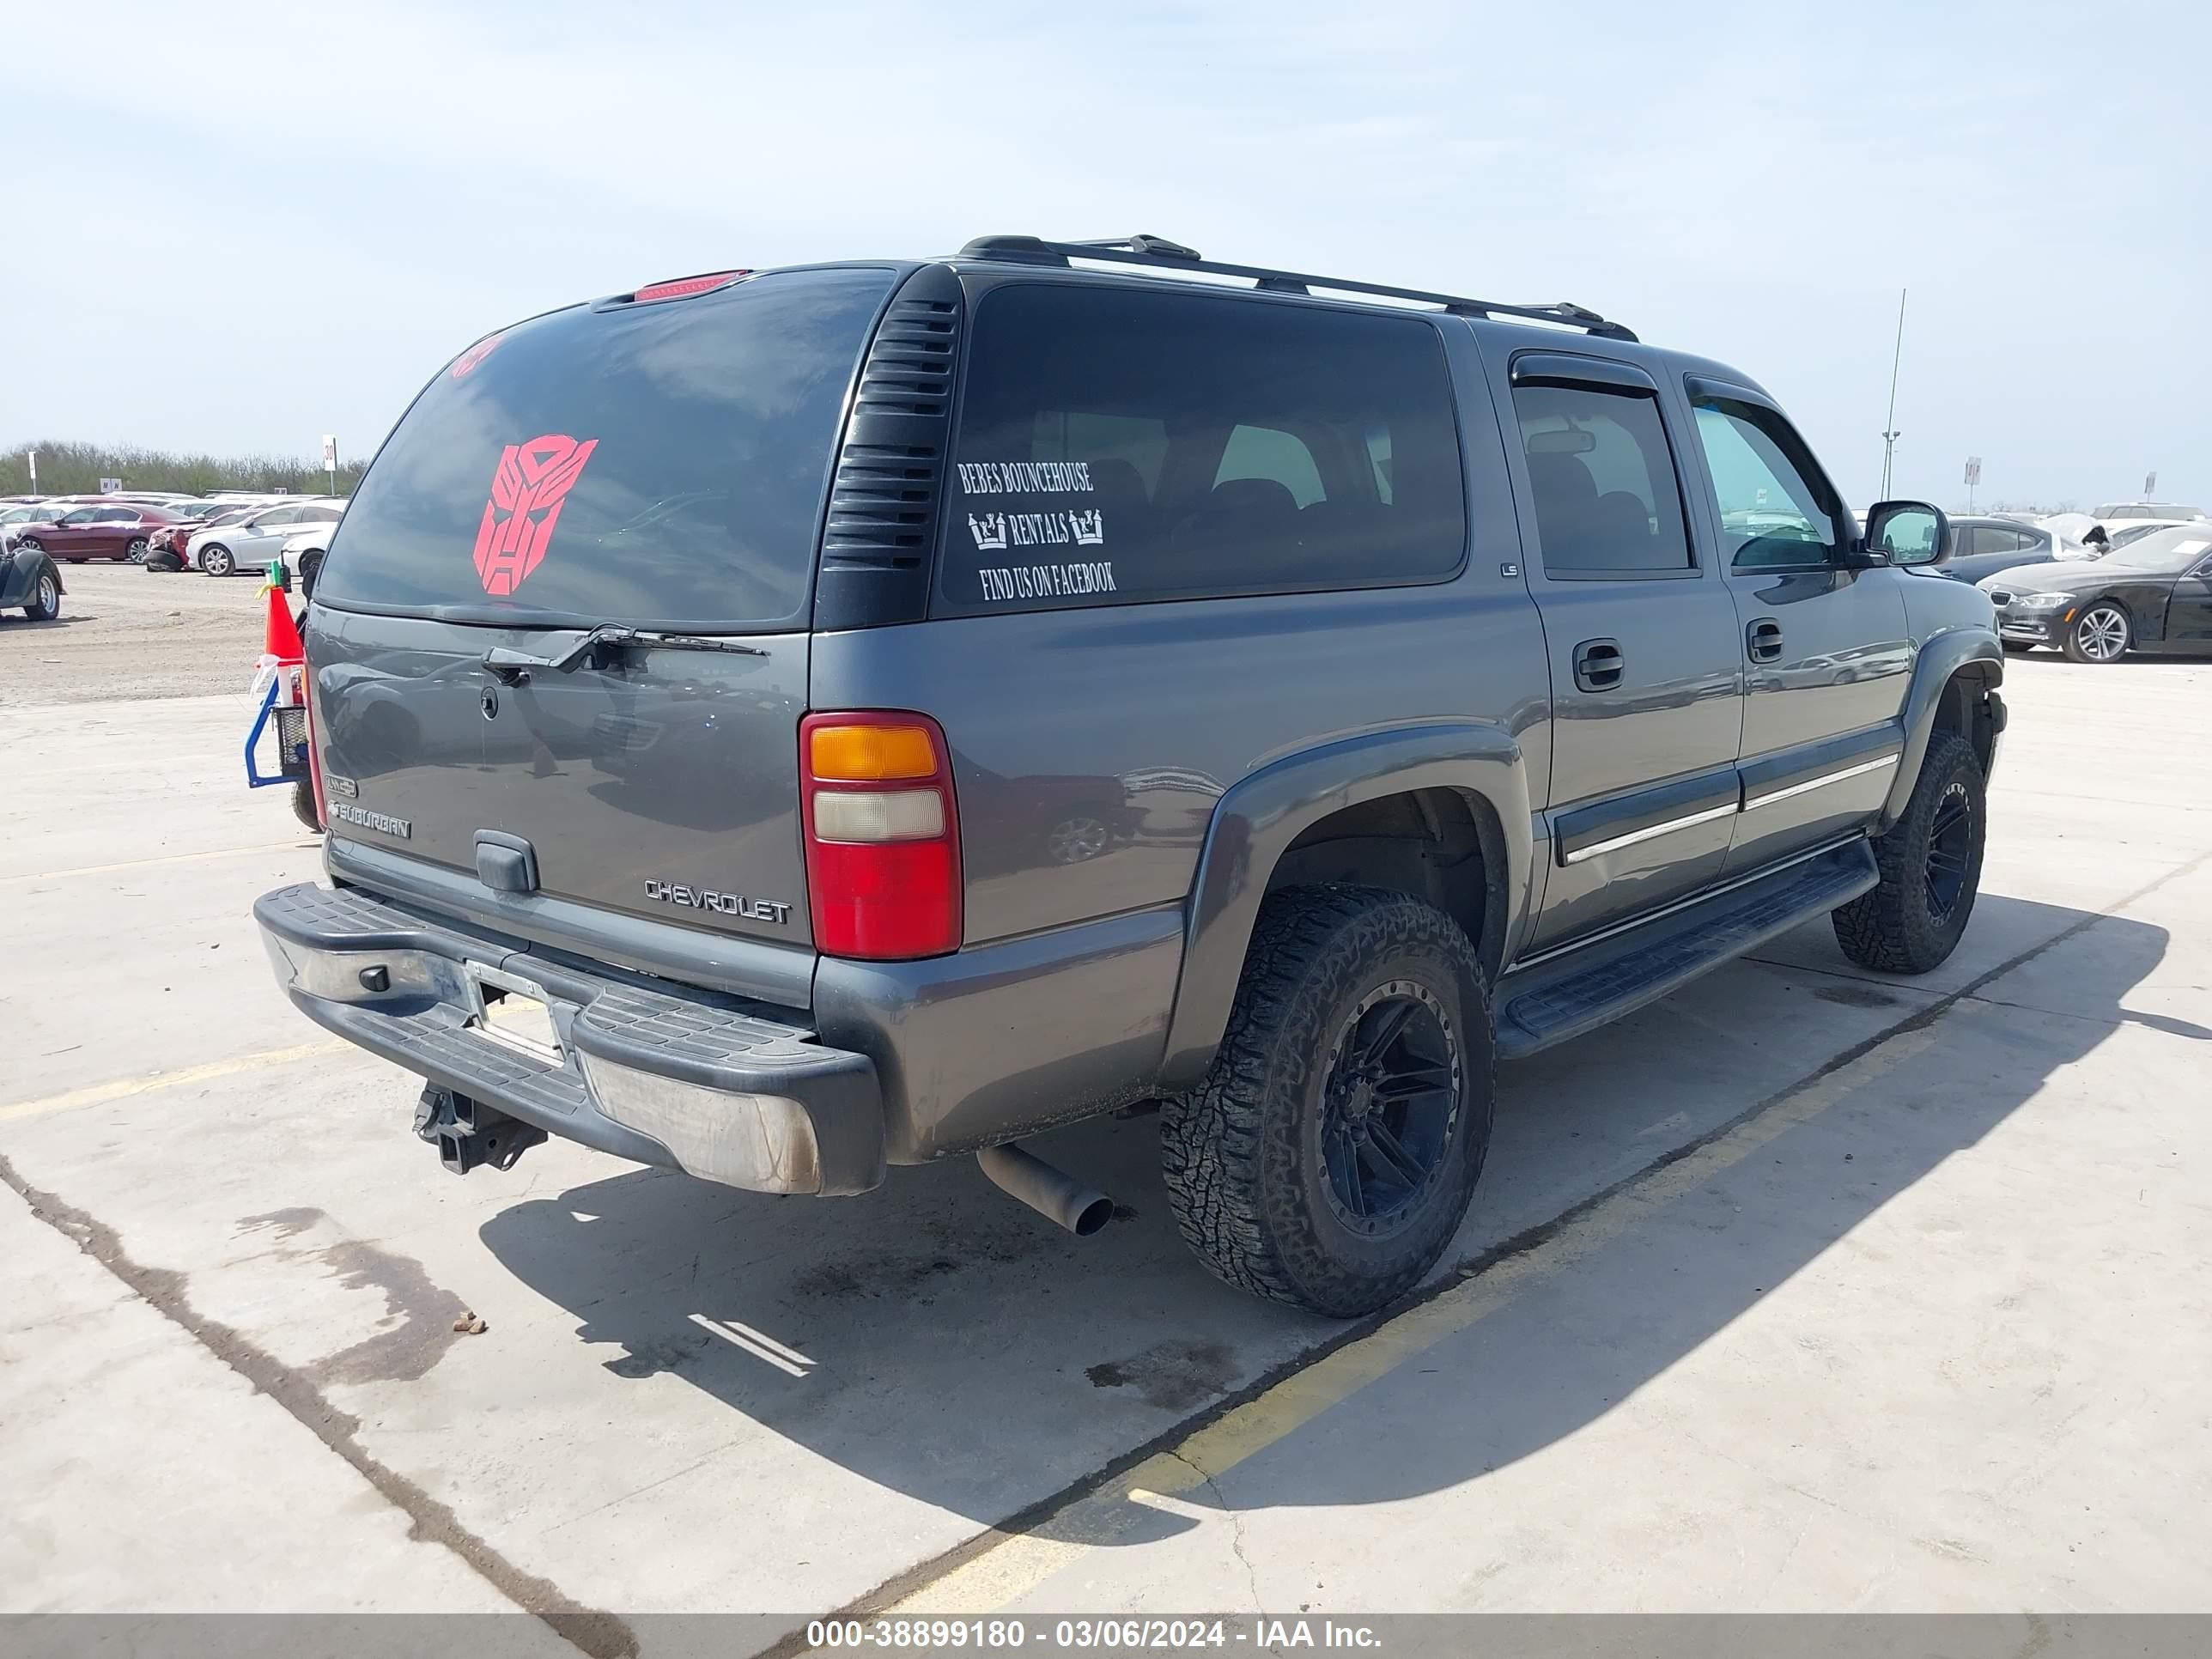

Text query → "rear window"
[318,266,895,629]
[938,283,1466,613]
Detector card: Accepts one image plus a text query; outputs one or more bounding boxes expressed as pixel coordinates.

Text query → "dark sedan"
[1893,516,2067,586]
[1978,526,2212,663]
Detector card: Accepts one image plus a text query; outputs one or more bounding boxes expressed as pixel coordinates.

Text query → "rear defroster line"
[776,848,2211,1640]
[0,1158,639,1659]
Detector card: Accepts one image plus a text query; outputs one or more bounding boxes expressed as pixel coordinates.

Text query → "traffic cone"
[259,574,304,662]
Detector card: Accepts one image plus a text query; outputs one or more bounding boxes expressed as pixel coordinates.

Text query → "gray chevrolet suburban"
[256,234,2004,1316]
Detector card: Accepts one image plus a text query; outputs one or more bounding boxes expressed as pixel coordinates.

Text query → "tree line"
[1,440,368,499]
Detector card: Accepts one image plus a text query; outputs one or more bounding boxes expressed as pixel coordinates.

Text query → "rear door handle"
[1746,618,1784,662]
[1573,637,1625,692]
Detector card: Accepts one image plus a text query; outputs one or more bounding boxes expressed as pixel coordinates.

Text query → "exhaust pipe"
[978,1143,1114,1237]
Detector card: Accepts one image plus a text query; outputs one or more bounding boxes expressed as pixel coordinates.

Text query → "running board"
[1495,841,1879,1060]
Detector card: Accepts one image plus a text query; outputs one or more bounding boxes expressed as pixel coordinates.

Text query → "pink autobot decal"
[471,434,599,597]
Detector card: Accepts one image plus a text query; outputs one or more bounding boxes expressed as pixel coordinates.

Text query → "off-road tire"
[1832,732,1985,973]
[1160,884,1494,1318]
[291,779,323,832]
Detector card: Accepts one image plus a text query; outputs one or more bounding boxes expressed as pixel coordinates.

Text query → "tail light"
[303,669,328,830]
[799,712,960,959]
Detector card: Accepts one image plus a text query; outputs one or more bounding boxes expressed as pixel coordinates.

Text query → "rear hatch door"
[306,264,899,951]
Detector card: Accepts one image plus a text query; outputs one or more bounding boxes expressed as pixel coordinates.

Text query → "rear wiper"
[482,625,767,684]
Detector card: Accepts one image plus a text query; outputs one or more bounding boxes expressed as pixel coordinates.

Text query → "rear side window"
[938,284,1465,612]
[1510,382,1693,574]
[319,266,895,629]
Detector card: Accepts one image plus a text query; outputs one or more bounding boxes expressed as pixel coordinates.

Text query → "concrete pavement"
[2,653,2207,1647]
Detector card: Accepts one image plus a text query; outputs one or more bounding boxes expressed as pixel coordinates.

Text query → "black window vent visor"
[813,264,965,629]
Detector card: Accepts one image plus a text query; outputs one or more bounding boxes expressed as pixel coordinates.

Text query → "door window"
[1509,382,1693,575]
[1690,397,1845,569]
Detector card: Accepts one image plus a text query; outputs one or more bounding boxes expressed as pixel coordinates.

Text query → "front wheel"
[1832,732,1985,974]
[201,544,234,577]
[2062,602,2130,664]
[1161,885,1493,1317]
[24,572,61,622]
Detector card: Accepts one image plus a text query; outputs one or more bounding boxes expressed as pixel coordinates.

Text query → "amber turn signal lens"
[808,723,939,781]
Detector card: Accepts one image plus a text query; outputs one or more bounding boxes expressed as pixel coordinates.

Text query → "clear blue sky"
[9,0,2207,510]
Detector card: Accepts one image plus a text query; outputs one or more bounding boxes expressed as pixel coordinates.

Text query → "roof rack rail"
[954,234,1637,342]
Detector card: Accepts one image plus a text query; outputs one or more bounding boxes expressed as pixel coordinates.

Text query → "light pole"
[1879,288,1907,500]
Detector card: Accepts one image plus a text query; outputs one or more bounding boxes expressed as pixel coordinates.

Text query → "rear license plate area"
[463,964,564,1066]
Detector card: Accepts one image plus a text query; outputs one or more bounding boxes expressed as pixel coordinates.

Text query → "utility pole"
[26,449,35,495]
[1880,288,1907,500]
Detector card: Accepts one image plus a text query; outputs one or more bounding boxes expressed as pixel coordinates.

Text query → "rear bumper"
[255,882,886,1194]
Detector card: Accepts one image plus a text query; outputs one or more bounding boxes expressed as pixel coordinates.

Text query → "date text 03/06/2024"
[803,1618,1383,1650]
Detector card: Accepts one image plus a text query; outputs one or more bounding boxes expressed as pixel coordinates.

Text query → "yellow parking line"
[0,1041,351,1124]
[0,842,315,885]
[884,1023,1946,1615]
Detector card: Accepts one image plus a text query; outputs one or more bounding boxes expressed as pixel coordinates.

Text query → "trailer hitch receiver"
[414,1085,546,1175]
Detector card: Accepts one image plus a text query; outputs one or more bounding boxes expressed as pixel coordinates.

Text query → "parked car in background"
[5,502,191,562]
[278,524,337,594]
[147,502,262,568]
[2033,513,2117,560]
[1876,515,2063,586]
[1,501,83,540]
[2104,518,2195,551]
[1981,524,2212,662]
[188,499,346,576]
[2094,500,2206,522]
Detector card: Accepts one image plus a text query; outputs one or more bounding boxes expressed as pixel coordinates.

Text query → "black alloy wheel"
[1318,980,1462,1231]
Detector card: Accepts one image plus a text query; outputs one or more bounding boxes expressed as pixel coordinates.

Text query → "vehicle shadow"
[477,892,2179,1539]
[2003,648,2212,666]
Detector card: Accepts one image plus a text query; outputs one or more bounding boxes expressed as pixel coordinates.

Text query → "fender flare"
[1156,720,1533,1091]
[1881,626,2002,830]
[4,546,62,605]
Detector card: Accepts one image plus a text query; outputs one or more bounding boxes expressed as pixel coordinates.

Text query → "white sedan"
[188,499,345,577]
[278,524,337,592]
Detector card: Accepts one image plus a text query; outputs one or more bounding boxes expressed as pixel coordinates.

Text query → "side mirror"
[1863,500,1950,567]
